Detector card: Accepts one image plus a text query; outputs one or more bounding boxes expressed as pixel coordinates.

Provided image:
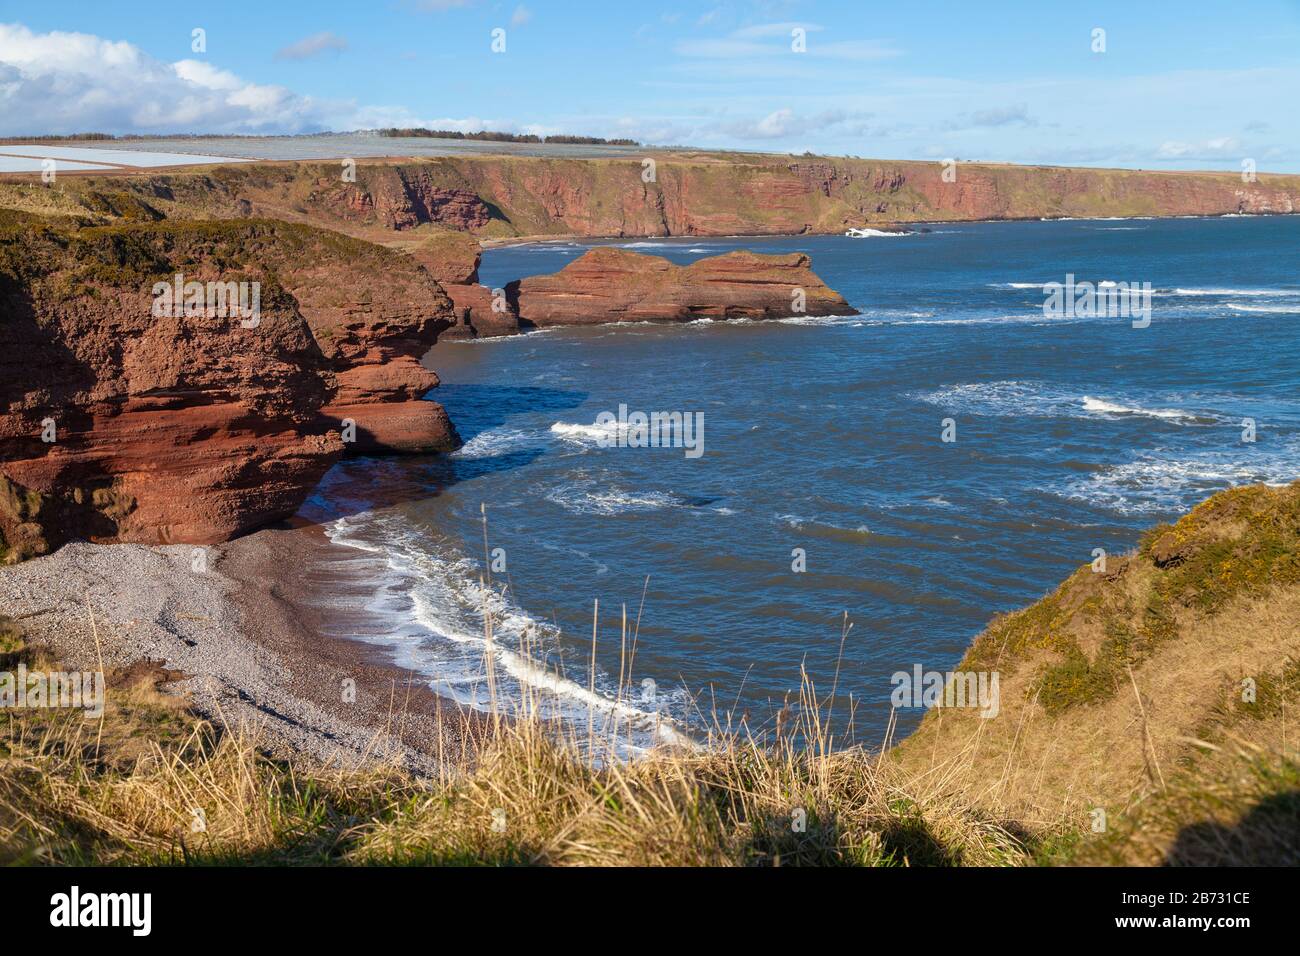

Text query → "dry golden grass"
[0,641,1042,866]
[3,482,1297,866]
[894,482,1300,859]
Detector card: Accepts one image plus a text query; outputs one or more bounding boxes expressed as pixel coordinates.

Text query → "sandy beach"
[0,522,482,774]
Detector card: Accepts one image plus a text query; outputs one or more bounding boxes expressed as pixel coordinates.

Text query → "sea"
[295,215,1300,754]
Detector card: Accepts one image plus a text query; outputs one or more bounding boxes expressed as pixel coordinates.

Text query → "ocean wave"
[1056,447,1299,515]
[845,228,910,238]
[1227,303,1300,314]
[453,327,559,345]
[856,308,936,320]
[324,512,691,753]
[776,513,875,539]
[918,381,1230,425]
[538,540,610,575]
[452,426,539,459]
[985,283,1297,304]
[1173,287,1293,297]
[1081,396,1199,423]
[546,483,681,515]
[856,311,1090,328]
[550,420,620,444]
[774,313,863,325]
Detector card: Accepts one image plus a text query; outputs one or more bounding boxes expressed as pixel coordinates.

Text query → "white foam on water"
[452,327,560,344]
[323,510,692,754]
[1081,396,1198,422]
[1057,444,1299,516]
[918,381,1231,425]
[546,482,680,515]
[858,309,936,319]
[1174,287,1293,297]
[452,426,539,459]
[862,312,1069,327]
[538,540,609,575]
[775,313,863,325]
[550,419,620,443]
[1227,303,1300,314]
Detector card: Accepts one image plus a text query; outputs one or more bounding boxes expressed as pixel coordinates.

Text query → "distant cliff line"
[3,153,1296,243]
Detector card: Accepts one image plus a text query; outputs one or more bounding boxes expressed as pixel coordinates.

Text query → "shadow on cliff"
[285,382,587,528]
[0,292,129,553]
[1161,789,1300,866]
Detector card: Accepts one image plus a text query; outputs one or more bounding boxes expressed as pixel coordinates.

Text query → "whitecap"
[1081,396,1197,422]
[452,427,538,459]
[546,482,680,515]
[1227,303,1300,314]
[1173,287,1292,297]
[550,420,620,443]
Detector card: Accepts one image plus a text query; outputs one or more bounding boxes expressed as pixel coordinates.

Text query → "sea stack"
[507,247,852,327]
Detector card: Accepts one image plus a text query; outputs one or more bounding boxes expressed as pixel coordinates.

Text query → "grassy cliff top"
[893,481,1300,863]
[2,483,1296,865]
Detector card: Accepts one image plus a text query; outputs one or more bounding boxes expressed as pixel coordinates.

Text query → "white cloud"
[0,23,331,134]
[510,5,532,28]
[275,32,348,61]
[1155,137,1242,159]
[0,23,523,137]
[687,108,875,142]
[677,22,898,61]
[946,103,1039,130]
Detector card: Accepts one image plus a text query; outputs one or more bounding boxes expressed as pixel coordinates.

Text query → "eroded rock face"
[308,167,492,231]
[0,217,457,559]
[508,247,852,326]
[409,232,519,339]
[281,238,462,452]
[46,158,1300,249]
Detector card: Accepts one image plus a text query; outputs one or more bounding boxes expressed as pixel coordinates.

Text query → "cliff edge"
[892,480,1300,864]
[0,214,458,558]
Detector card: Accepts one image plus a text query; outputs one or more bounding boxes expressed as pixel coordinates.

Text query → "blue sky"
[3,0,1299,170]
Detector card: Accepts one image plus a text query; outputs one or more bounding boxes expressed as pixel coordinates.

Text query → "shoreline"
[0,523,483,774]
[476,211,1298,249]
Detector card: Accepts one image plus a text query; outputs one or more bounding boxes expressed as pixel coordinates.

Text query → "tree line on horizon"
[376,127,640,146]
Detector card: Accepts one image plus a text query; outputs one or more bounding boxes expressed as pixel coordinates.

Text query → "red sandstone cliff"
[295,157,1300,238]
[406,231,519,339]
[508,247,851,327]
[62,157,1298,246]
[0,216,458,559]
[278,233,461,453]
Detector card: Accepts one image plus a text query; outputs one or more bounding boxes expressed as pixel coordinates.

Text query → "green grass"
[967,483,1300,715]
